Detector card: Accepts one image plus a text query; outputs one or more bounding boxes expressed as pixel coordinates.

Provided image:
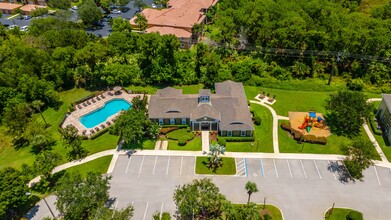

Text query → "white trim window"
[159,118,163,125]
[170,118,175,125]
[241,130,246,136]
[182,118,187,125]
[227,130,232,137]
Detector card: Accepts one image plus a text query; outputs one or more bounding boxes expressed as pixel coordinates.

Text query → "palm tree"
[208,143,226,171]
[245,181,258,204]
[135,13,148,33]
[32,100,49,127]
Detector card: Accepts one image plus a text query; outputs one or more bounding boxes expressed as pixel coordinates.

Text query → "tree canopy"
[55,172,111,219]
[324,90,372,137]
[173,178,227,219]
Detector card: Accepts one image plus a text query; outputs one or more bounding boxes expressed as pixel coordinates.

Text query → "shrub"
[368,116,382,135]
[346,211,363,220]
[224,137,255,142]
[347,78,364,91]
[160,127,179,135]
[280,123,291,131]
[166,129,194,141]
[178,137,187,146]
[218,138,226,146]
[254,116,262,125]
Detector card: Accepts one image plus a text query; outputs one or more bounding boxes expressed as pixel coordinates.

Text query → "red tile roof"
[130,0,217,38]
[0,3,22,10]
[20,4,47,12]
[146,26,192,38]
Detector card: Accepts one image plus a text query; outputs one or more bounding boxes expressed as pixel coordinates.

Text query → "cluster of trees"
[174,178,265,219]
[211,0,391,89]
[324,90,376,181]
[110,95,160,146]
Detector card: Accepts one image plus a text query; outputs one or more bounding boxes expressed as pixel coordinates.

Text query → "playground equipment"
[298,112,324,133]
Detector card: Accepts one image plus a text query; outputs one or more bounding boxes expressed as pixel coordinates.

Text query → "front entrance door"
[201,122,210,130]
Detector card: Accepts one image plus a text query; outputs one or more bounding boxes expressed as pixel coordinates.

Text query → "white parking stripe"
[287,160,293,178]
[328,160,337,180]
[300,160,307,179]
[152,156,158,174]
[313,160,322,179]
[273,159,279,178]
[180,156,183,175]
[143,202,149,220]
[166,156,171,175]
[125,157,132,174]
[138,155,145,178]
[374,166,381,186]
[160,202,164,217]
[260,159,265,177]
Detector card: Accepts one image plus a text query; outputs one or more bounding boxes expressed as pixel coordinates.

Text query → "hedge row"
[161,124,189,129]
[368,117,382,136]
[224,137,255,142]
[281,123,327,145]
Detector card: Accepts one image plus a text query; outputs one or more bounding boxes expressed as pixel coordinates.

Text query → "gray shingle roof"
[199,89,211,96]
[148,80,254,131]
[382,94,391,112]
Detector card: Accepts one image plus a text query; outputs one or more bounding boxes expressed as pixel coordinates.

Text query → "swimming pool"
[80,99,131,128]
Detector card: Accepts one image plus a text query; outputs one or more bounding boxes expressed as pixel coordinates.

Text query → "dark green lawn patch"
[168,137,201,151]
[65,155,113,177]
[325,208,363,220]
[166,129,194,141]
[123,139,156,150]
[224,204,283,220]
[225,104,273,153]
[279,121,381,160]
[195,157,236,175]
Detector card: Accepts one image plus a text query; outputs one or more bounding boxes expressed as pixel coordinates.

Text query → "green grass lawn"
[225,204,283,220]
[123,139,156,150]
[225,103,273,153]
[245,85,381,117]
[325,208,363,220]
[166,129,194,140]
[168,137,202,151]
[0,88,121,170]
[279,121,381,160]
[126,84,203,95]
[64,155,113,177]
[195,156,236,175]
[174,84,204,94]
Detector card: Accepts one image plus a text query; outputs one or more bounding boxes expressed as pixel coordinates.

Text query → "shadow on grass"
[327,161,353,184]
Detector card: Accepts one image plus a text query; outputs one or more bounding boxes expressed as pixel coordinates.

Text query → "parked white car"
[71,6,78,10]
[111,9,121,14]
[8,25,17,30]
[20,26,29,32]
[151,3,157,8]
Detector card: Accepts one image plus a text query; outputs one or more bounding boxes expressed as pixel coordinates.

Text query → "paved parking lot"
[110,155,391,220]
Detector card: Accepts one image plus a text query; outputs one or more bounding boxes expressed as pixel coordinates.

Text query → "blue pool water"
[80,99,131,128]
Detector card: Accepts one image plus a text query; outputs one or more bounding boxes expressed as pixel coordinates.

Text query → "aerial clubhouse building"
[148,80,254,137]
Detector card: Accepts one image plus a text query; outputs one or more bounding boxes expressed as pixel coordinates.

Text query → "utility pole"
[263,197,266,210]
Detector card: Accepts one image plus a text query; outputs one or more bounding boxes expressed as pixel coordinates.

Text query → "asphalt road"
[27,155,391,219]
[1,0,154,37]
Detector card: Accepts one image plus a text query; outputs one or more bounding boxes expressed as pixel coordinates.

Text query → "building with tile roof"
[377,94,391,144]
[0,2,21,14]
[148,80,254,136]
[130,0,218,48]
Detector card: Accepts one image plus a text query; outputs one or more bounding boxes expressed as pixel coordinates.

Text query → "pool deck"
[62,91,150,137]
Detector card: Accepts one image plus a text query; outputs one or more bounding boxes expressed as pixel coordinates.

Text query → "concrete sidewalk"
[201,131,210,152]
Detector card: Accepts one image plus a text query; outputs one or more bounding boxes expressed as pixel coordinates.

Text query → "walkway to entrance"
[201,131,210,152]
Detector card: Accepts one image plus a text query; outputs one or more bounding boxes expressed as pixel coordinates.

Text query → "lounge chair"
[92,99,96,103]
[100,124,105,128]
[82,130,87,135]
[78,105,82,109]
[107,91,112,96]
[96,96,101,101]
[83,102,88,107]
[90,129,95,134]
[106,121,111,126]
[95,127,100,131]
[101,94,106,99]
[87,100,91,105]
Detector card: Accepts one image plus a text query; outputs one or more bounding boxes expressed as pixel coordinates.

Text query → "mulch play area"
[288,111,331,139]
